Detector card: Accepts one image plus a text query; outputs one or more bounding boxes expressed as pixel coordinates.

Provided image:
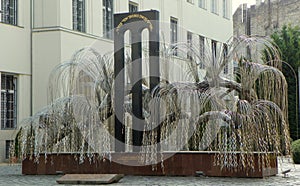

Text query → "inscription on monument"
[116,14,153,33]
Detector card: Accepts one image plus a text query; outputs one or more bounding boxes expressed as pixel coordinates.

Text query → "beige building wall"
[0,0,31,162]
[32,0,233,111]
[32,29,114,111]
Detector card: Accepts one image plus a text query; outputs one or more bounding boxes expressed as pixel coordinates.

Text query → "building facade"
[0,0,31,162]
[0,0,232,162]
[233,0,300,37]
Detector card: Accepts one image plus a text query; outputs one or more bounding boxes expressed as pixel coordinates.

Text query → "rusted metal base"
[22,152,278,178]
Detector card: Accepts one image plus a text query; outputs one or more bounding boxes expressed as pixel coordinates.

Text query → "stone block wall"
[233,0,300,37]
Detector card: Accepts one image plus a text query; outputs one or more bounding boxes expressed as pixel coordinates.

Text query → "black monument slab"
[114,10,160,152]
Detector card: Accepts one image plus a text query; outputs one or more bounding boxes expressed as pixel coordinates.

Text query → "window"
[211,0,218,14]
[5,140,13,159]
[129,1,138,12]
[187,31,193,43]
[187,0,194,4]
[187,31,193,60]
[170,17,178,56]
[198,0,206,9]
[242,4,247,23]
[223,0,229,18]
[223,44,228,74]
[72,0,85,32]
[199,35,205,69]
[78,71,94,101]
[1,74,17,130]
[0,0,17,25]
[211,40,217,65]
[233,61,238,75]
[103,0,114,39]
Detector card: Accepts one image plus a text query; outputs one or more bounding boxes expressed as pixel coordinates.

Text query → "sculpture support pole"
[131,31,143,152]
[114,29,125,152]
[149,11,160,147]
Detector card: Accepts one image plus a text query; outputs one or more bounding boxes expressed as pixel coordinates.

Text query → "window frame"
[129,1,138,12]
[199,35,205,69]
[103,0,114,39]
[211,40,217,65]
[187,31,193,60]
[222,0,229,19]
[5,140,13,159]
[211,0,218,15]
[170,17,178,56]
[198,0,206,9]
[0,0,18,25]
[1,73,17,130]
[187,0,194,4]
[72,0,86,32]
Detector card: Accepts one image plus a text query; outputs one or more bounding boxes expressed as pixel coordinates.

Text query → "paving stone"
[56,174,123,184]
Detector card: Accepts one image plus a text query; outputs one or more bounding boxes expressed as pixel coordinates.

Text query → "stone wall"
[233,0,300,37]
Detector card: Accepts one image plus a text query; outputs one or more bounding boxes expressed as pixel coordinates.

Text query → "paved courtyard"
[0,157,299,186]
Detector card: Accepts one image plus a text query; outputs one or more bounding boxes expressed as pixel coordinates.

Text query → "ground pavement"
[0,157,299,186]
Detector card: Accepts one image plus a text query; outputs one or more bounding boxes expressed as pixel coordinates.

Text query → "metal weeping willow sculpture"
[16,12,290,177]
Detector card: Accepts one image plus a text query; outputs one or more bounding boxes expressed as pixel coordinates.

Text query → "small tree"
[271,25,300,140]
[292,139,300,164]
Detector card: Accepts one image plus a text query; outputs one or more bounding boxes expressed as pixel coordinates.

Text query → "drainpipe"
[30,0,33,116]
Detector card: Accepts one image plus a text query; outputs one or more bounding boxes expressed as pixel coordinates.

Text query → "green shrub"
[292,139,300,164]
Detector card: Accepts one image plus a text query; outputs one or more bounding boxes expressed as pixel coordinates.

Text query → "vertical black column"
[149,11,160,146]
[149,12,160,91]
[131,30,143,152]
[114,30,125,152]
[114,10,160,153]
